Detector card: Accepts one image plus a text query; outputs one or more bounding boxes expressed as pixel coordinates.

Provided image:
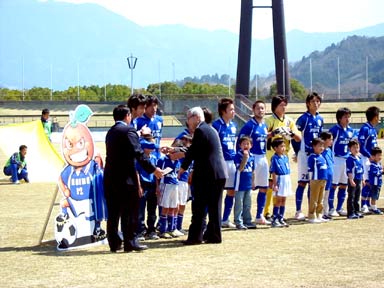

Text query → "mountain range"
[1,0,384,91]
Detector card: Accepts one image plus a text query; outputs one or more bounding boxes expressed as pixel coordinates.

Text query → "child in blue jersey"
[270,138,291,228]
[234,136,256,230]
[346,140,364,219]
[368,147,383,215]
[136,138,160,240]
[294,93,324,220]
[358,106,380,213]
[212,98,237,228]
[307,138,328,223]
[320,132,334,220]
[237,100,270,225]
[156,149,182,238]
[136,95,163,159]
[328,107,356,217]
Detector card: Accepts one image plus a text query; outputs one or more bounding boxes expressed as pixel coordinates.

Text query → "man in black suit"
[104,105,163,253]
[178,106,228,245]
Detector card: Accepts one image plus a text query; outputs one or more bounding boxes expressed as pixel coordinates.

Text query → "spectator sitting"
[3,145,29,184]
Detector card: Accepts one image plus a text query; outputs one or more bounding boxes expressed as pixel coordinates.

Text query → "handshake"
[272,127,295,140]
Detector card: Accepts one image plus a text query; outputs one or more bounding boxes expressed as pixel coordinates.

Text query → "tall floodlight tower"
[235,0,291,99]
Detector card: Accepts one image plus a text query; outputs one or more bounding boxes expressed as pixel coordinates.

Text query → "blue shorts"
[370,185,381,201]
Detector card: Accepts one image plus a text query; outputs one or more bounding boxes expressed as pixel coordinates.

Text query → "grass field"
[1,138,384,288]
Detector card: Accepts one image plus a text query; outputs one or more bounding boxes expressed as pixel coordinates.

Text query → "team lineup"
[103,93,382,252]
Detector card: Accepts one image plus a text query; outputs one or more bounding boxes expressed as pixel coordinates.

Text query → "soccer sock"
[61,207,68,215]
[336,187,347,211]
[159,215,167,234]
[328,186,336,210]
[295,184,305,211]
[361,184,370,206]
[167,215,173,232]
[256,192,267,219]
[177,214,184,231]
[279,206,286,220]
[273,206,279,218]
[222,195,234,222]
[264,188,273,216]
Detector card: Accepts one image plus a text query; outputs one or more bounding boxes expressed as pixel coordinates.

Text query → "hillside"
[289,36,384,97]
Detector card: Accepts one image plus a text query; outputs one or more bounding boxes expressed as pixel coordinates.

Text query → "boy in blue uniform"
[358,106,380,213]
[3,144,29,184]
[234,136,256,230]
[270,138,291,228]
[237,100,270,225]
[307,138,328,223]
[156,150,182,238]
[328,107,355,217]
[368,147,383,215]
[136,95,163,159]
[136,138,160,240]
[346,140,364,219]
[320,132,334,220]
[127,94,148,134]
[294,93,324,220]
[212,98,237,228]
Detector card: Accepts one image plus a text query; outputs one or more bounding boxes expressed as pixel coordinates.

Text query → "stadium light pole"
[127,54,138,95]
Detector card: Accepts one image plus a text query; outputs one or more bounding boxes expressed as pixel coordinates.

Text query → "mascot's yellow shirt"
[265,113,299,162]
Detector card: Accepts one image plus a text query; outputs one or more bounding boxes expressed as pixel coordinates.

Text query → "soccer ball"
[55,214,77,248]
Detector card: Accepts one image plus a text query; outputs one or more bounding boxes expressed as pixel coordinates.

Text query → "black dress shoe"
[204,239,222,244]
[181,240,202,245]
[110,241,123,253]
[125,239,148,252]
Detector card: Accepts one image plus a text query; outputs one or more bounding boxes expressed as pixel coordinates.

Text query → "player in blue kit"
[212,98,237,228]
[270,138,291,228]
[233,136,256,230]
[328,107,356,217]
[136,95,163,159]
[346,140,364,219]
[358,106,380,213]
[368,147,383,215]
[320,132,334,220]
[307,138,328,223]
[237,100,270,225]
[294,93,324,220]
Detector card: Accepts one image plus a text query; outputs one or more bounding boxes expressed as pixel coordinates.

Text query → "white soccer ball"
[55,215,77,246]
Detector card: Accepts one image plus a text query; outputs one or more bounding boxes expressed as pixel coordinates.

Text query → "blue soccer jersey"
[346,155,364,180]
[237,118,268,155]
[296,112,324,154]
[212,117,237,161]
[157,155,180,185]
[136,114,163,158]
[307,153,328,180]
[329,124,355,158]
[369,161,383,187]
[234,151,255,191]
[175,128,192,140]
[322,147,334,175]
[270,154,290,176]
[358,122,378,158]
[136,153,157,183]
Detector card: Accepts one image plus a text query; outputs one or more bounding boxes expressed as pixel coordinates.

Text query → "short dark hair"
[320,131,332,141]
[202,107,213,124]
[371,146,382,156]
[348,139,359,148]
[238,135,253,146]
[336,107,351,123]
[312,138,324,147]
[145,95,159,106]
[252,100,265,110]
[271,95,288,113]
[366,106,380,122]
[218,98,233,116]
[42,108,50,115]
[306,92,322,109]
[19,145,27,151]
[113,105,130,121]
[127,94,147,110]
[271,138,284,148]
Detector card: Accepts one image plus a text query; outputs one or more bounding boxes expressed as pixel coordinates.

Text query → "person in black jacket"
[104,105,163,253]
[178,106,228,245]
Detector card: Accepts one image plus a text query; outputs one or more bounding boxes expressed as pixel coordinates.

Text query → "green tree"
[268,78,307,101]
[26,87,51,100]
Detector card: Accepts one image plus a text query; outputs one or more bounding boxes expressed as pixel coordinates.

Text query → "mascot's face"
[62,123,94,167]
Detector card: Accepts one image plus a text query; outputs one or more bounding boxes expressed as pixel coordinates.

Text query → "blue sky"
[55,0,384,39]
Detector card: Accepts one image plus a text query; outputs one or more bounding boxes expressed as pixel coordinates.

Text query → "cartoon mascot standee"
[54,105,108,251]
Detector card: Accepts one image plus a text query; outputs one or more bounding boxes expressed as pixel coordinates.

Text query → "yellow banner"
[0,120,65,183]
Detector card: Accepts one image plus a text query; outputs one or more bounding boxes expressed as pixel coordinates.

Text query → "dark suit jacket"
[182,121,228,184]
[104,122,156,190]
